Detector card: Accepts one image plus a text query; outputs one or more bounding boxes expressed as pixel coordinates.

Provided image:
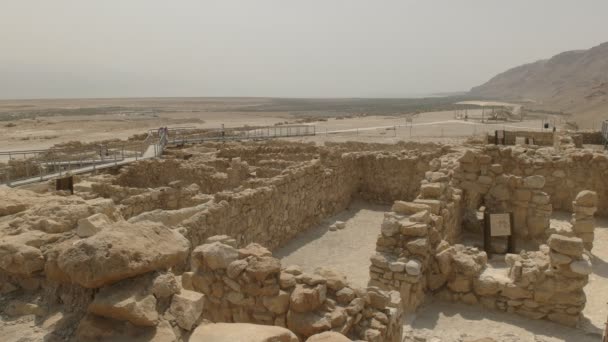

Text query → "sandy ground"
[286,110,549,146]
[0,97,551,153]
[275,203,607,342]
[275,200,389,288]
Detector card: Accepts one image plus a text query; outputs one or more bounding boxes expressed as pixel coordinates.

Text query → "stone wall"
[367,148,595,327]
[436,234,590,327]
[453,150,553,242]
[185,236,403,342]
[181,158,360,250]
[476,145,608,215]
[368,153,464,312]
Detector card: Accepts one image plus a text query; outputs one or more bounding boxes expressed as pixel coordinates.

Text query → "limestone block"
[370,253,390,268]
[405,260,422,276]
[190,323,298,342]
[76,213,112,238]
[523,175,545,189]
[287,310,332,338]
[88,277,159,327]
[574,190,598,207]
[409,210,430,224]
[151,272,180,299]
[280,272,297,289]
[290,284,327,313]
[547,234,584,256]
[306,331,352,342]
[413,199,441,215]
[490,164,503,174]
[549,251,572,265]
[206,235,237,247]
[461,292,478,305]
[389,261,406,273]
[55,221,189,288]
[501,284,531,300]
[0,242,44,276]
[391,201,429,215]
[406,238,428,255]
[571,218,594,233]
[227,259,249,278]
[238,243,272,258]
[420,183,443,198]
[574,206,597,216]
[473,273,501,296]
[460,150,476,163]
[336,287,356,304]
[192,242,238,270]
[169,289,205,330]
[399,221,428,237]
[552,170,566,178]
[247,256,281,282]
[381,218,400,237]
[569,255,592,275]
[531,193,550,205]
[447,276,471,293]
[263,290,290,314]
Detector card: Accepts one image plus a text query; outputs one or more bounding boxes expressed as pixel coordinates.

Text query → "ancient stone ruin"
[0,140,604,341]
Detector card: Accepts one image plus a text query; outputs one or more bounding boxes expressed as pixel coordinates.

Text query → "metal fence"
[0,125,314,186]
[0,133,160,186]
[165,125,316,145]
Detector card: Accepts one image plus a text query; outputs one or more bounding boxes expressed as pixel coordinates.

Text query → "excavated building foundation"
[0,140,605,341]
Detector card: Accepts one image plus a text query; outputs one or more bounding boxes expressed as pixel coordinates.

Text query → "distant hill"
[470,42,608,128]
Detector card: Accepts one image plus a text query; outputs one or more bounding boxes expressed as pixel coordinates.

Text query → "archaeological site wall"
[1,139,605,340]
[1,140,452,341]
[185,235,403,341]
[368,144,601,328]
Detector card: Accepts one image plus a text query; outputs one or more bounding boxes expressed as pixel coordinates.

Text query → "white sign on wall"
[490,213,511,236]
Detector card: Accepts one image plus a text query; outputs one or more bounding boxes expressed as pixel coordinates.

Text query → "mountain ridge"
[470,42,608,128]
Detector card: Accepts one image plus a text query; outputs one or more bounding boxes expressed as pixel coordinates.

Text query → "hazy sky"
[1,1,606,99]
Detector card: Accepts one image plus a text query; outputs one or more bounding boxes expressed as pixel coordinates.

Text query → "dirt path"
[274,200,388,288]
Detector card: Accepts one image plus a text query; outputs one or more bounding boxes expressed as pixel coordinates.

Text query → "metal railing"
[0,125,315,186]
[0,134,163,186]
[165,125,316,145]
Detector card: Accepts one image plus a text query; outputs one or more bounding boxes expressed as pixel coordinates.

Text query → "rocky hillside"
[470,42,608,128]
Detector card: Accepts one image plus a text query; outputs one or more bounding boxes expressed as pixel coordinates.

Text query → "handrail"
[0,125,316,186]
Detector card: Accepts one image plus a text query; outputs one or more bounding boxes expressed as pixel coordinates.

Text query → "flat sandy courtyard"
[275,200,388,288]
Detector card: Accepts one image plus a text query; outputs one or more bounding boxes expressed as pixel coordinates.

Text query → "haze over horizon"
[1,0,606,100]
